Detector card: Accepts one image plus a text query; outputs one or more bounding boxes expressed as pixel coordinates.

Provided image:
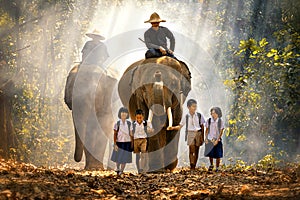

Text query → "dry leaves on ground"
[0,159,299,199]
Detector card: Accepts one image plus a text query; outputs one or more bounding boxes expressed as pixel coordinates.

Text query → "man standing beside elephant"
[144,12,176,59]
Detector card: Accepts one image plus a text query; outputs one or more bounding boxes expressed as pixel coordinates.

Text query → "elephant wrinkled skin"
[64,64,117,170]
[118,56,191,172]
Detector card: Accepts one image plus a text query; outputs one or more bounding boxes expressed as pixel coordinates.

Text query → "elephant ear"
[64,64,79,110]
[179,61,192,97]
[118,60,143,108]
[118,68,134,109]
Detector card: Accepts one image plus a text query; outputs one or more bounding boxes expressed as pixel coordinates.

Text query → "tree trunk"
[0,80,16,159]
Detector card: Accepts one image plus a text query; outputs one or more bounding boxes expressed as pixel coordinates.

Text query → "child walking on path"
[170,99,205,170]
[204,107,225,172]
[131,109,153,173]
[111,107,133,175]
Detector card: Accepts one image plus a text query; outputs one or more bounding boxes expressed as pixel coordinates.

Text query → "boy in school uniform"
[170,99,205,170]
[131,109,154,173]
[204,107,225,172]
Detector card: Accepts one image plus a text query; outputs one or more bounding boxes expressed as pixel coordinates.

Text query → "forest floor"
[0,159,299,199]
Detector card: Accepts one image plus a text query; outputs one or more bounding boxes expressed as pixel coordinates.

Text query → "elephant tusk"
[179,91,183,105]
[148,109,153,123]
[167,107,173,130]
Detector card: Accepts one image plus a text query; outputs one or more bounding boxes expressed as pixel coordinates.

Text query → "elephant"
[64,64,117,170]
[118,56,191,172]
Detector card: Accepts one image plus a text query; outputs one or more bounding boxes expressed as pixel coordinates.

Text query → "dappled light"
[0,0,299,199]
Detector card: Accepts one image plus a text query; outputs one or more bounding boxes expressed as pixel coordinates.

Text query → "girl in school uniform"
[204,107,225,172]
[111,107,133,175]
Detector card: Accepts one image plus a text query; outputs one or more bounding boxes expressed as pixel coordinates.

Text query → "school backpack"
[116,120,131,134]
[185,112,204,145]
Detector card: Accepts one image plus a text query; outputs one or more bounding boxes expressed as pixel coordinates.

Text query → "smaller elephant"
[65,64,117,170]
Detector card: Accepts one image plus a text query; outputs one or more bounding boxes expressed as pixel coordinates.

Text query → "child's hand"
[113,144,118,151]
[213,140,218,146]
[167,126,180,131]
[147,126,154,133]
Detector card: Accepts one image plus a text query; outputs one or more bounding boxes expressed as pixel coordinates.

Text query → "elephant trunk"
[152,71,165,116]
[150,71,173,129]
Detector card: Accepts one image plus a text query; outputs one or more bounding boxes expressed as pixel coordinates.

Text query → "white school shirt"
[205,118,225,141]
[113,120,132,142]
[180,112,206,131]
[133,120,153,139]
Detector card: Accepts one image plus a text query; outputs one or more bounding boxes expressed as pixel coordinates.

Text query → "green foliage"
[212,0,300,163]
[257,154,281,170]
[224,34,299,161]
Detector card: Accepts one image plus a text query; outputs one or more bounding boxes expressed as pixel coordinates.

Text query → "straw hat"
[85,29,105,40]
[144,12,166,23]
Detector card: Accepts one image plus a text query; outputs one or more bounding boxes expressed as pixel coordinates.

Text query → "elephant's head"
[119,56,191,130]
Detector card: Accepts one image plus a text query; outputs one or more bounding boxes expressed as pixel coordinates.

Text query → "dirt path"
[0,160,299,199]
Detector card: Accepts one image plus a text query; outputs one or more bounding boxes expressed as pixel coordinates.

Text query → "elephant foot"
[164,159,178,171]
[148,168,166,174]
[84,163,104,171]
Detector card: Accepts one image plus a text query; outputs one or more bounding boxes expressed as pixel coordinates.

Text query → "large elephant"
[64,64,117,170]
[118,56,191,171]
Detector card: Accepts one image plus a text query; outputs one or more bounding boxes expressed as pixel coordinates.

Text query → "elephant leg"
[136,153,141,172]
[165,158,178,171]
[72,98,91,163]
[148,135,164,172]
[164,130,180,171]
[84,147,104,170]
[86,136,107,170]
[165,104,182,171]
[84,113,107,170]
[84,125,106,170]
[97,114,114,169]
[147,115,166,172]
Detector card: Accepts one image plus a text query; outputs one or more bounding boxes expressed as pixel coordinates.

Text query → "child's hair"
[210,107,222,118]
[187,99,197,107]
[118,107,129,119]
[135,109,144,116]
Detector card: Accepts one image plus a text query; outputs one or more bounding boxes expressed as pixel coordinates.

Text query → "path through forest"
[0,160,299,199]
